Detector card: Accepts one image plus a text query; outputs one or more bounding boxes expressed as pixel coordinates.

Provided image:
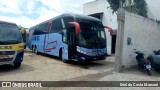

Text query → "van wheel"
[14,62,21,68]
[59,49,68,63]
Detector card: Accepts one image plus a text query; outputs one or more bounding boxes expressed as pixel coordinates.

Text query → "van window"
[0,23,22,44]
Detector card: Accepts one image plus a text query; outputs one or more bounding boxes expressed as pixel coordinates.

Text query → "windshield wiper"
[0,40,21,44]
[0,41,5,44]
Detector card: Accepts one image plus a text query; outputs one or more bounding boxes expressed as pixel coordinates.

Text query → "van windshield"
[0,24,22,44]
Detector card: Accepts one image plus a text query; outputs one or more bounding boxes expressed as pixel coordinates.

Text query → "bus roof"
[60,14,101,22]
[0,21,17,26]
[29,14,101,28]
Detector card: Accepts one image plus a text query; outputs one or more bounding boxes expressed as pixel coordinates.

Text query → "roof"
[30,14,101,28]
[60,13,101,22]
[0,21,17,26]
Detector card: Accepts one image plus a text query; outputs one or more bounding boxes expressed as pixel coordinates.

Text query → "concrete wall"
[83,0,118,55]
[115,9,160,71]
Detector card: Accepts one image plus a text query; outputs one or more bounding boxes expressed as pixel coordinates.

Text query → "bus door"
[63,17,77,59]
[68,26,77,59]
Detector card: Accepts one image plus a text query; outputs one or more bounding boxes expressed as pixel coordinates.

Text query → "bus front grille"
[0,51,15,55]
[0,58,13,62]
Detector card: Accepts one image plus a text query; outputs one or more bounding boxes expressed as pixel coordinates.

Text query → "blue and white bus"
[28,14,107,62]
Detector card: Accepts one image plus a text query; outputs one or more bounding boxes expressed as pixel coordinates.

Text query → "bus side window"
[41,23,48,33]
[29,27,36,36]
[62,29,67,43]
[63,17,74,30]
[33,23,48,35]
[63,17,75,44]
[50,19,63,33]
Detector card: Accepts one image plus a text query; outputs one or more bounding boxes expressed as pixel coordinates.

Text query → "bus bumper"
[76,52,107,61]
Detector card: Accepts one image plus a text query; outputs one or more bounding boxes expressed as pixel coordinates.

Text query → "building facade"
[83,0,160,55]
[83,0,118,55]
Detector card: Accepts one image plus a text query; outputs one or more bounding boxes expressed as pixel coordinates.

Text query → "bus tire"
[14,62,21,68]
[32,45,34,53]
[34,46,38,54]
[59,49,67,63]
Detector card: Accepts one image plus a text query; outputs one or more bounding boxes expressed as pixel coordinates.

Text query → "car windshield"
[0,24,22,44]
[77,18,106,49]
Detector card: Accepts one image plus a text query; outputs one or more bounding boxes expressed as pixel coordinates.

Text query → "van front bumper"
[0,50,24,65]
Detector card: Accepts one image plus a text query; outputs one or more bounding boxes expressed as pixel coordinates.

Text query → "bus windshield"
[77,19,106,49]
[0,24,22,44]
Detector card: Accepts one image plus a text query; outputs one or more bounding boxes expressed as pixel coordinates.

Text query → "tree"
[107,0,148,17]
[134,0,148,17]
[107,0,125,14]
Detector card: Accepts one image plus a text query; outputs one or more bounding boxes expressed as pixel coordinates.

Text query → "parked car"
[147,50,160,70]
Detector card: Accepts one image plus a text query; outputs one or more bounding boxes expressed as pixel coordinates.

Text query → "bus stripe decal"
[45,41,57,51]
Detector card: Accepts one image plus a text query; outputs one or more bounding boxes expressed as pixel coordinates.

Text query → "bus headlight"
[65,50,68,54]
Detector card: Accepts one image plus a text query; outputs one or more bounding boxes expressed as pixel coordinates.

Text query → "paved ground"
[0,49,160,90]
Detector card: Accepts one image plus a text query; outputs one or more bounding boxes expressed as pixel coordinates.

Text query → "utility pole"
[115,0,125,72]
[119,0,123,8]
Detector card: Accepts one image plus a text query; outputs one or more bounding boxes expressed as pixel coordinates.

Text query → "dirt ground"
[0,49,114,81]
[0,49,160,90]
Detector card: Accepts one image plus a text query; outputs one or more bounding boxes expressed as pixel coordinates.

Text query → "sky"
[146,0,160,21]
[0,0,94,28]
[0,0,159,29]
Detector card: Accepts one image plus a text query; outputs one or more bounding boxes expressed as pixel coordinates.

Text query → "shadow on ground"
[36,52,115,71]
[0,64,35,76]
[122,65,160,77]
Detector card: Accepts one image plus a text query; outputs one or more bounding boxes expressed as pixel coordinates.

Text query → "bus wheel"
[59,49,67,63]
[14,62,21,68]
[32,45,34,53]
[34,46,38,54]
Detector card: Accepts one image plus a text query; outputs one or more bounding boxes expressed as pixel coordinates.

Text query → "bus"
[28,14,107,62]
[0,21,24,68]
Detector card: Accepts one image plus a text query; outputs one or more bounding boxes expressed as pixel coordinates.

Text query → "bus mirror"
[68,22,81,34]
[104,26,112,36]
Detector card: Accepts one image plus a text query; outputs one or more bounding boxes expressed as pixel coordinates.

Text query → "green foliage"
[107,0,148,17]
[107,0,125,13]
[134,0,148,17]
